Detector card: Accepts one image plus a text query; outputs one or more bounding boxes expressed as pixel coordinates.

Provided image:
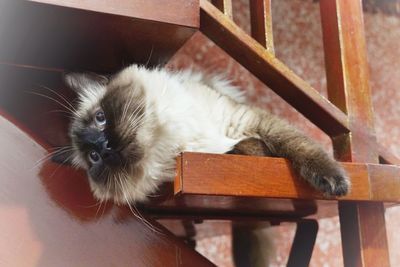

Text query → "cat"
[54,64,349,203]
[53,64,350,267]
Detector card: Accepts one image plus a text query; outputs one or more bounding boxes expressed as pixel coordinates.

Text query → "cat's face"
[61,71,151,204]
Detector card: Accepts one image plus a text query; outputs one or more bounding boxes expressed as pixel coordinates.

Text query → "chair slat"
[249,0,274,54]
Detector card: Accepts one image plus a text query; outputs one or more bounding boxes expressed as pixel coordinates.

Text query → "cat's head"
[54,67,157,204]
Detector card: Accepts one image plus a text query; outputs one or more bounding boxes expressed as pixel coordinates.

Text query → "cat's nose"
[100,140,121,165]
[100,139,112,155]
[102,140,111,151]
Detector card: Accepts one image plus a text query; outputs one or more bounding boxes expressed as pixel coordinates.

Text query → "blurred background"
[167,0,400,266]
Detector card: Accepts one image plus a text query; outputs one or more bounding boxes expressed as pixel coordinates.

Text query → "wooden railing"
[170,0,399,266]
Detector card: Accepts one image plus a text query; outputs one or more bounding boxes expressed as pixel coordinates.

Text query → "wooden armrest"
[175,152,400,202]
[140,152,400,220]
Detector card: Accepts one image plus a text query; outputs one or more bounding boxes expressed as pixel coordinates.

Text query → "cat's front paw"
[300,159,350,197]
[316,173,350,196]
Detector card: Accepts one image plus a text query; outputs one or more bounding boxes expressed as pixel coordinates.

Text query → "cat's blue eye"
[88,150,101,164]
[95,110,106,127]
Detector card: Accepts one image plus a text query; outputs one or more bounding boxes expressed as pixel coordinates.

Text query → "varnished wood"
[28,0,199,27]
[0,114,214,267]
[211,0,232,19]
[287,220,318,267]
[249,0,275,54]
[0,1,198,72]
[200,0,349,136]
[320,0,390,266]
[0,64,70,147]
[1,1,398,265]
[174,152,400,202]
[378,145,400,165]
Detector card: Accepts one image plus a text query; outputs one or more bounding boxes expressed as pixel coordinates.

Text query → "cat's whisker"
[78,201,102,209]
[126,97,145,122]
[46,109,75,120]
[94,199,104,220]
[129,109,146,129]
[121,91,135,124]
[119,100,146,140]
[48,152,75,179]
[27,91,78,117]
[37,84,77,114]
[129,114,146,133]
[30,146,74,170]
[46,109,74,115]
[120,98,145,130]
[145,45,154,68]
[117,174,160,233]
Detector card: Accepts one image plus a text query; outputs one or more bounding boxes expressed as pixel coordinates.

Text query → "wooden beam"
[249,0,275,54]
[320,0,390,266]
[174,152,400,202]
[200,0,349,136]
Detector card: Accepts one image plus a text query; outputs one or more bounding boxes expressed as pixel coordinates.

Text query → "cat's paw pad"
[317,174,350,197]
[300,160,351,197]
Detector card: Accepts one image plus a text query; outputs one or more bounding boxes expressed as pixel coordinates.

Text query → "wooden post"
[320,0,390,266]
[249,0,275,54]
[287,220,318,267]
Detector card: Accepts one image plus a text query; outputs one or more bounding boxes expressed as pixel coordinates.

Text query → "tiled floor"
[167,0,400,266]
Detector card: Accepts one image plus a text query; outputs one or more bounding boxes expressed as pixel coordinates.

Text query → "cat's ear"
[63,72,108,93]
[51,147,75,165]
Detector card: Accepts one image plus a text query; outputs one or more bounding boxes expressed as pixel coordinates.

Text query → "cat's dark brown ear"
[51,147,74,165]
[63,72,108,93]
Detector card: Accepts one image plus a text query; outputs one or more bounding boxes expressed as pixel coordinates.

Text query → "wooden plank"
[28,0,199,27]
[320,0,390,266]
[249,0,275,54]
[211,0,232,19]
[200,0,349,136]
[174,152,400,202]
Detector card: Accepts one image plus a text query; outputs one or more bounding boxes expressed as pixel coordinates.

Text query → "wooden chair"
[0,0,399,266]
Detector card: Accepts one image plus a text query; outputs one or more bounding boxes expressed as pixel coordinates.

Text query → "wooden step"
[0,0,199,72]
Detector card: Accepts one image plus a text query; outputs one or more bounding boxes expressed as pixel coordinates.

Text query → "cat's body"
[61,64,349,204]
[56,64,350,267]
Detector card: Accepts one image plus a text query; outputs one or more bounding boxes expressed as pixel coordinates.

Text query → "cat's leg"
[239,108,350,196]
[227,137,274,156]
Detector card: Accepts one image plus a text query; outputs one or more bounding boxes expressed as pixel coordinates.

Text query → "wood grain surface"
[0,1,198,72]
[200,0,349,136]
[320,0,390,266]
[0,113,214,267]
[28,0,199,27]
[174,152,400,202]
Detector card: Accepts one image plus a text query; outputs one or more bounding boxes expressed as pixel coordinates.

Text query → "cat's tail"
[232,222,275,267]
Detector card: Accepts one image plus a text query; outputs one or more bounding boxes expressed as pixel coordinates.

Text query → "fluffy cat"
[56,64,349,204]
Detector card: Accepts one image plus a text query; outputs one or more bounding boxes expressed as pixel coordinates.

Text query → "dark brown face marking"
[100,82,145,163]
[70,80,146,185]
